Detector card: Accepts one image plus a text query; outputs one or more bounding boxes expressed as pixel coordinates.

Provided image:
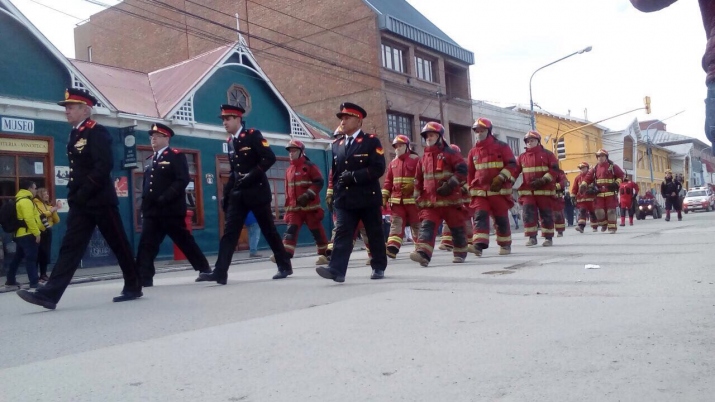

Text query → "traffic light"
[644,96,651,114]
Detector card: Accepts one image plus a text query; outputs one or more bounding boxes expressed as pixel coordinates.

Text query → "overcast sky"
[10,0,709,144]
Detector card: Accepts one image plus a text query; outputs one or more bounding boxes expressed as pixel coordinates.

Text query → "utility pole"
[437,91,446,140]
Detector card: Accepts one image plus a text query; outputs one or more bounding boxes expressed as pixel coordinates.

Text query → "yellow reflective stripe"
[417,243,434,253]
[496,235,511,242]
[596,179,615,184]
[473,233,489,240]
[388,236,403,245]
[541,228,555,233]
[453,247,468,253]
[524,225,538,231]
[597,192,615,197]
[518,190,556,196]
[499,169,512,180]
[441,235,453,241]
[392,177,414,184]
[523,166,549,173]
[390,197,415,204]
[555,224,566,229]
[285,205,321,212]
[543,173,553,181]
[578,197,595,202]
[381,189,390,197]
[284,244,296,251]
[473,161,504,170]
[326,189,333,196]
[423,172,451,180]
[288,181,313,187]
[470,189,513,197]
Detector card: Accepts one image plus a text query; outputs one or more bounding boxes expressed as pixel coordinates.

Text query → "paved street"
[1,214,713,402]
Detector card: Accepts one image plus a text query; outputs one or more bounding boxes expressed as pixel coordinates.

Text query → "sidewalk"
[0,222,543,294]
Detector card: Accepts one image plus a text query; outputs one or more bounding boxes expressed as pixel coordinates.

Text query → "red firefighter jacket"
[466,135,517,198]
[584,161,625,199]
[414,141,467,208]
[514,145,560,197]
[571,172,595,205]
[619,181,639,207]
[285,156,324,212]
[382,152,420,205]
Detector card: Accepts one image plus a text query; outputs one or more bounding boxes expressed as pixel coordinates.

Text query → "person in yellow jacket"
[5,180,43,288]
[33,188,60,282]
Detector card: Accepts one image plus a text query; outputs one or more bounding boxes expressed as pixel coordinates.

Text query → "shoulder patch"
[261,139,270,147]
[376,147,384,155]
[85,119,97,129]
[368,134,375,138]
[172,148,180,154]
[249,129,255,134]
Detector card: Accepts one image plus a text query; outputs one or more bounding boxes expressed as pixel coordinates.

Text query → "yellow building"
[635,143,674,196]
[531,110,608,188]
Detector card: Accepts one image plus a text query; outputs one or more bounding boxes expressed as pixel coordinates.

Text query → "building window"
[226,84,251,113]
[381,43,405,73]
[133,146,204,231]
[556,138,566,160]
[506,136,521,156]
[0,153,50,206]
[415,56,434,82]
[266,157,289,222]
[173,96,195,123]
[388,112,412,143]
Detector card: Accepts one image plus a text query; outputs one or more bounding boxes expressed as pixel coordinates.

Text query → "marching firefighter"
[514,130,560,246]
[553,168,568,237]
[271,139,328,263]
[318,128,371,266]
[661,169,683,221]
[571,161,599,233]
[439,144,475,253]
[466,117,517,256]
[382,134,420,259]
[582,149,625,233]
[619,176,640,226]
[410,122,469,266]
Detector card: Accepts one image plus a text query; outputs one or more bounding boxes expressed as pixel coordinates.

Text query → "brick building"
[74,0,475,155]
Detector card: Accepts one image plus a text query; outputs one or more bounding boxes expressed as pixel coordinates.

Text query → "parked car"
[637,197,662,220]
[682,187,715,213]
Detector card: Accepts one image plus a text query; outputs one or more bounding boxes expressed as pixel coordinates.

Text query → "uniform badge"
[163,150,168,155]
[239,146,251,152]
[240,133,246,138]
[356,137,363,143]
[376,147,384,155]
[172,148,180,154]
[74,138,87,150]
[261,139,270,147]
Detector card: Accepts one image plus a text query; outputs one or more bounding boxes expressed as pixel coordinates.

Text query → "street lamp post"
[529,46,592,130]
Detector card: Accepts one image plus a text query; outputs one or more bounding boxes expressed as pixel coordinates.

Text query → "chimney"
[638,120,666,131]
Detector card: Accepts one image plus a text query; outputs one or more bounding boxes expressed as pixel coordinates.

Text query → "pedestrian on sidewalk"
[245,211,262,258]
[5,180,42,289]
[197,104,292,285]
[17,89,142,310]
[33,187,60,283]
[136,123,211,287]
[661,169,683,221]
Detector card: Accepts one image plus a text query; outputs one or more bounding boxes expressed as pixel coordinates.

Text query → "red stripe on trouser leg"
[472,195,512,248]
[418,207,467,259]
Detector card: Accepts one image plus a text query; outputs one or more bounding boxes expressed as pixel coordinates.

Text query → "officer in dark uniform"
[136,123,210,287]
[315,102,387,283]
[197,104,292,284]
[17,88,142,309]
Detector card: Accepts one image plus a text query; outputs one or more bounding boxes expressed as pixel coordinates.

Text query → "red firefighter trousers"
[387,204,419,254]
[283,209,328,257]
[520,195,555,238]
[417,206,468,260]
[594,195,618,231]
[471,196,512,249]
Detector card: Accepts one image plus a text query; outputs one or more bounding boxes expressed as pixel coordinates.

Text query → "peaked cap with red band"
[219,104,245,119]
[336,102,367,119]
[149,123,175,137]
[58,88,97,107]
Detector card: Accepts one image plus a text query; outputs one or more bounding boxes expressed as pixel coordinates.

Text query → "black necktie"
[346,137,353,150]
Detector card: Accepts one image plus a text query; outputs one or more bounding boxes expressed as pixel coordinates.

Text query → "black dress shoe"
[141,278,154,287]
[272,268,293,280]
[196,271,227,285]
[370,269,385,280]
[315,267,345,283]
[198,267,212,274]
[17,290,56,310]
[113,290,143,303]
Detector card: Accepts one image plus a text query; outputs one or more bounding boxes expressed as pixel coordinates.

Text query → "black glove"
[234,168,260,189]
[609,183,620,192]
[296,193,310,207]
[436,181,455,196]
[326,194,333,213]
[530,177,548,189]
[339,170,355,185]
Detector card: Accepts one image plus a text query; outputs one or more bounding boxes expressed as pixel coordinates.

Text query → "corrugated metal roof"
[150,45,233,117]
[365,0,474,64]
[71,60,158,117]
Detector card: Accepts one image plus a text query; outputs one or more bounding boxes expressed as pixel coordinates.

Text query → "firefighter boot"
[620,216,625,227]
[452,256,465,263]
[316,255,330,265]
[665,210,671,221]
[386,245,399,259]
[677,211,682,221]
[472,244,483,257]
[410,251,430,267]
[575,225,584,233]
[629,216,634,226]
[542,238,553,247]
[525,236,537,246]
[499,246,511,255]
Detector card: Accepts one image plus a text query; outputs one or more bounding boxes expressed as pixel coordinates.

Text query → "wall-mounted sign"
[122,126,138,169]
[0,137,47,153]
[55,166,69,185]
[1,117,34,134]
[205,173,214,184]
[114,176,128,197]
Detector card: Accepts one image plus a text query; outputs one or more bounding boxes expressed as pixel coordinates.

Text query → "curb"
[0,252,316,294]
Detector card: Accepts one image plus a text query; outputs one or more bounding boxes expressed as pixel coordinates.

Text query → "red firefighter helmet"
[449,143,461,153]
[577,161,590,170]
[524,130,542,143]
[420,121,445,139]
[595,148,609,157]
[472,117,493,133]
[392,134,411,148]
[285,139,305,153]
